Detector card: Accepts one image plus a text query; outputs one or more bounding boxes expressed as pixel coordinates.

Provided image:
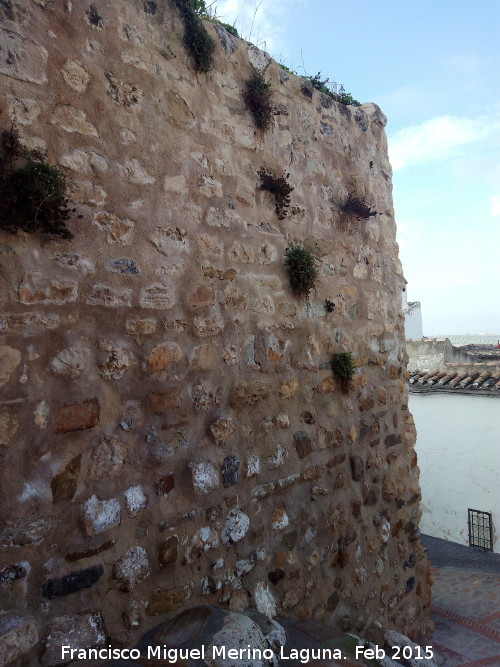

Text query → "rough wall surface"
[0,1,432,662]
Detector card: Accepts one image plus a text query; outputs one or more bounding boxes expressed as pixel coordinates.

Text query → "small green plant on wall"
[173,0,216,73]
[284,243,318,298]
[331,352,354,394]
[243,71,275,131]
[0,128,76,240]
[258,167,294,219]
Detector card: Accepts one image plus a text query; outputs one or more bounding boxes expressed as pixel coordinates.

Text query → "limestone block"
[187,284,215,308]
[209,417,235,446]
[158,536,179,567]
[271,508,289,531]
[0,27,48,84]
[232,380,271,406]
[86,284,133,307]
[140,284,176,309]
[117,159,154,184]
[68,180,106,206]
[0,613,38,666]
[18,273,77,305]
[189,344,216,370]
[125,318,156,335]
[146,586,188,616]
[114,546,150,591]
[279,378,298,398]
[7,96,40,125]
[124,485,148,517]
[0,345,21,386]
[83,495,121,535]
[60,59,90,92]
[105,71,143,108]
[247,44,271,72]
[88,437,127,479]
[220,509,249,546]
[51,105,98,136]
[193,310,224,337]
[190,461,219,494]
[49,345,90,379]
[145,342,182,371]
[41,613,105,666]
[93,211,135,244]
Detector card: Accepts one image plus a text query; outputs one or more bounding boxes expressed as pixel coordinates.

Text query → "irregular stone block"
[190,461,219,494]
[86,284,132,307]
[0,613,38,666]
[0,27,48,84]
[148,389,181,413]
[159,536,178,567]
[68,179,106,206]
[140,283,176,309]
[146,586,187,616]
[209,417,235,445]
[49,345,90,379]
[124,485,148,517]
[51,455,81,502]
[271,508,289,531]
[65,539,116,563]
[0,563,28,587]
[88,437,127,479]
[385,434,402,447]
[279,378,299,398]
[7,95,41,125]
[293,431,312,459]
[54,399,100,433]
[41,613,105,666]
[0,345,21,386]
[145,342,182,371]
[232,380,271,406]
[221,508,250,546]
[221,455,240,487]
[42,565,103,599]
[187,284,215,308]
[117,158,154,184]
[18,274,77,305]
[99,343,135,379]
[105,71,143,108]
[114,546,150,591]
[1,517,59,548]
[193,311,224,337]
[189,344,216,370]
[61,59,90,92]
[51,104,98,136]
[252,474,300,501]
[93,211,135,244]
[350,455,365,481]
[155,473,175,496]
[82,495,120,535]
[125,318,156,335]
[0,411,19,445]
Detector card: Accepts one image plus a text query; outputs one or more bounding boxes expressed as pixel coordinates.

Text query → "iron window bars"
[468,508,493,551]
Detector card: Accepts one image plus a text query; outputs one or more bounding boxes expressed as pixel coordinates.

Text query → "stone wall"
[0,1,432,663]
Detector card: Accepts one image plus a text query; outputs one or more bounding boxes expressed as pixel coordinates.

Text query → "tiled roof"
[408,369,500,395]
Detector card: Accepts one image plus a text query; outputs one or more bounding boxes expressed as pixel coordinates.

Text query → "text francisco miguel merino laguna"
[61,643,367,663]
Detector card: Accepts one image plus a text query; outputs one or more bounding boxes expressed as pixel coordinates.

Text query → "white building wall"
[405,304,423,340]
[410,393,500,553]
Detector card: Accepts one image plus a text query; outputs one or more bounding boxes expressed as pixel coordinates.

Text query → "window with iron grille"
[468,509,493,551]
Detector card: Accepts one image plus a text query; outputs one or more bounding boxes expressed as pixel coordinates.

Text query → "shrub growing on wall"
[339,193,377,219]
[0,128,75,239]
[243,72,275,131]
[258,167,294,219]
[173,0,216,73]
[331,352,354,393]
[284,243,318,297]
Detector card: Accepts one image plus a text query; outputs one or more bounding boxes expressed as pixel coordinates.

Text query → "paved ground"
[423,534,500,667]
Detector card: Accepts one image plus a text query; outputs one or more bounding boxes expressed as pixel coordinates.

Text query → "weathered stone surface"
[159,536,179,567]
[0,412,19,445]
[221,509,250,546]
[156,473,175,496]
[83,495,121,535]
[187,284,215,308]
[51,455,81,502]
[1,518,59,548]
[87,284,132,307]
[221,455,240,487]
[41,613,105,666]
[0,345,21,386]
[0,27,48,84]
[145,342,182,371]
[252,475,300,501]
[385,434,402,447]
[232,380,271,406]
[190,461,219,494]
[294,431,312,459]
[49,346,90,379]
[88,437,127,479]
[209,417,235,445]
[42,565,103,599]
[54,399,100,433]
[18,274,77,305]
[51,104,98,135]
[114,546,150,591]
[279,378,299,398]
[271,508,289,531]
[146,586,188,616]
[0,613,38,666]
[99,343,135,379]
[350,455,365,481]
[124,485,148,517]
[7,95,40,125]
[189,344,216,370]
[148,389,181,413]
[93,211,135,244]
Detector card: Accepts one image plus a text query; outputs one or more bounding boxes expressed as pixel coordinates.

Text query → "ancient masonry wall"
[0,1,432,663]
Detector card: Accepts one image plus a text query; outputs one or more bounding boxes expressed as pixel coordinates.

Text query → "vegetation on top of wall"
[284,243,319,298]
[302,72,361,106]
[173,0,216,73]
[258,167,294,219]
[243,71,276,131]
[339,193,377,219]
[0,128,76,240]
[330,352,354,394]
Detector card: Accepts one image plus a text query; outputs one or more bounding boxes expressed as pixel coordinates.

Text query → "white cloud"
[388,113,500,171]
[214,0,295,55]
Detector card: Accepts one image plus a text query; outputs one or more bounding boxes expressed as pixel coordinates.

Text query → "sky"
[213,0,500,335]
